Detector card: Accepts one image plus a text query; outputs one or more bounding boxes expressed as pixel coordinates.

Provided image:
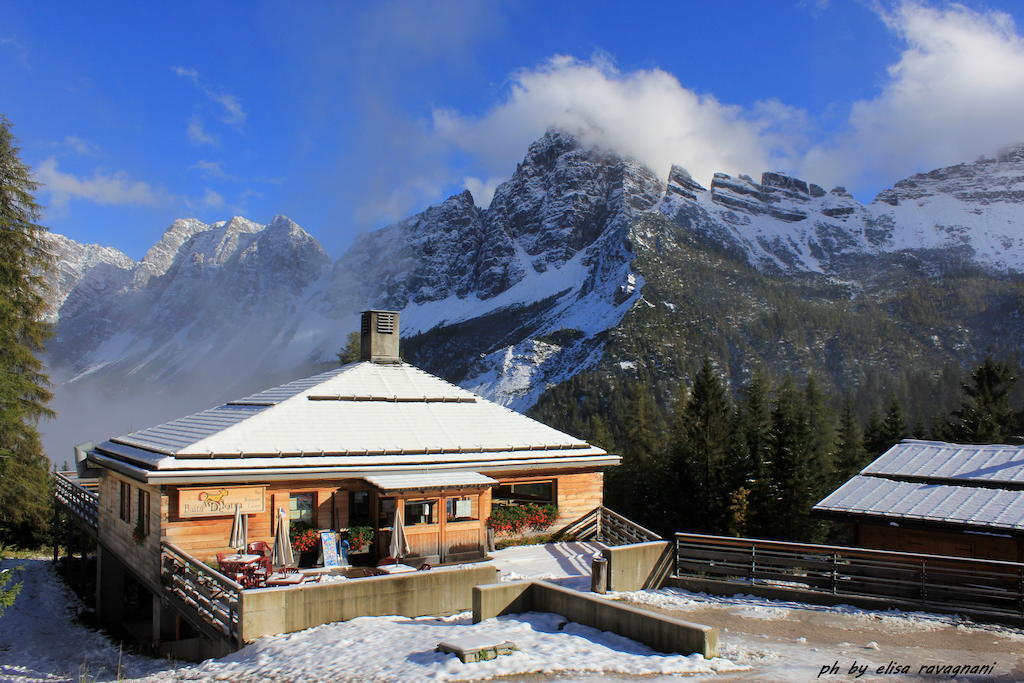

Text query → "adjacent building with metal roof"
[814,439,1024,562]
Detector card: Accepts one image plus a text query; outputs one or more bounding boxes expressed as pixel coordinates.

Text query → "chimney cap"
[360,310,401,363]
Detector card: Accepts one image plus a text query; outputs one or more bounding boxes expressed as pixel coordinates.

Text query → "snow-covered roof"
[862,439,1024,486]
[92,361,612,479]
[813,475,1024,533]
[813,439,1024,533]
[363,472,497,491]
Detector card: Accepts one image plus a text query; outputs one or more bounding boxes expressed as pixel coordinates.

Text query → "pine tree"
[766,376,825,541]
[336,330,361,364]
[0,116,54,548]
[803,375,836,498]
[863,409,887,457]
[672,358,732,532]
[949,357,1018,443]
[607,381,662,525]
[730,370,773,537]
[834,398,868,485]
[881,395,907,449]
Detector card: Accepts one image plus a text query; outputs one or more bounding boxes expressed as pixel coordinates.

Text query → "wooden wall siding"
[856,523,1024,563]
[97,471,162,591]
[163,480,364,563]
[489,468,605,531]
[445,525,482,555]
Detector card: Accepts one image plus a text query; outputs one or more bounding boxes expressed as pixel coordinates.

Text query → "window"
[289,492,315,527]
[404,499,436,526]
[378,497,396,528]
[494,480,556,505]
[136,489,150,537]
[446,496,478,522]
[349,490,371,526]
[119,481,131,522]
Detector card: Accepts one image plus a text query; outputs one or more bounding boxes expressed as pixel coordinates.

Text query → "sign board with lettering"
[320,530,340,567]
[178,486,267,518]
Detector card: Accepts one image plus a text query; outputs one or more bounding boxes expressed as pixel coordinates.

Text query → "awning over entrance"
[362,471,498,492]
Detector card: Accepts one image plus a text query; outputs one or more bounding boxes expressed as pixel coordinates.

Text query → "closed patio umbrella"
[229,503,248,553]
[389,503,411,561]
[272,507,295,568]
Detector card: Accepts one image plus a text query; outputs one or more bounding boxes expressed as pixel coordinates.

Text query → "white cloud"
[62,135,99,156]
[192,160,226,178]
[201,188,225,208]
[802,2,1024,189]
[187,117,218,146]
[35,158,171,208]
[431,54,801,188]
[463,176,502,207]
[172,66,247,125]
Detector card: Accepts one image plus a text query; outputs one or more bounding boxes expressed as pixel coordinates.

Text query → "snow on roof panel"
[362,471,498,490]
[813,475,1024,531]
[863,440,1024,485]
[114,403,267,453]
[180,400,591,456]
[106,361,598,463]
[232,366,349,405]
[305,363,480,401]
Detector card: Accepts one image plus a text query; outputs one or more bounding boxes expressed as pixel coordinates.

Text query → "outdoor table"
[219,554,263,587]
[265,572,305,586]
[376,563,417,574]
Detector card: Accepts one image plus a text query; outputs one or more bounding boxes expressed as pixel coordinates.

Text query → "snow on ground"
[151,611,743,682]
[486,540,602,590]
[612,586,1024,681]
[7,545,1024,682]
[0,559,172,682]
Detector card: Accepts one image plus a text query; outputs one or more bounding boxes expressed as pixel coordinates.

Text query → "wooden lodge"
[814,439,1024,562]
[63,310,618,655]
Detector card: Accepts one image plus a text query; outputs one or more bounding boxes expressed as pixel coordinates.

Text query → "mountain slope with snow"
[39,132,1024,461]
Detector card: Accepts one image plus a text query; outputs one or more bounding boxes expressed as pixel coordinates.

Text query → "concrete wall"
[603,541,674,592]
[239,564,499,641]
[473,580,718,658]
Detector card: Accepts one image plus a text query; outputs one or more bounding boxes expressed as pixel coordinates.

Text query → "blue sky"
[3,1,1024,259]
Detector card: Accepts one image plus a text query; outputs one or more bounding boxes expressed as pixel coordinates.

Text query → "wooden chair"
[215,552,246,584]
[247,541,272,558]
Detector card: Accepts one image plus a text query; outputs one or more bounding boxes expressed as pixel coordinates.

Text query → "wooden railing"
[562,507,662,546]
[674,533,1024,619]
[53,471,99,533]
[160,542,243,642]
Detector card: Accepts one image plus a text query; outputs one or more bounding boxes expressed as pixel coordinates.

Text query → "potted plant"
[290,522,319,567]
[345,525,374,553]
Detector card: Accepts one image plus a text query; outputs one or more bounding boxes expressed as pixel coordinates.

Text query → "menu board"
[320,530,340,567]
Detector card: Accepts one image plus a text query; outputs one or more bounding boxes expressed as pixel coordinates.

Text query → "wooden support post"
[592,555,608,594]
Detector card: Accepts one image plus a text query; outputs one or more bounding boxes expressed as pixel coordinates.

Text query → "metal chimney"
[360,310,401,363]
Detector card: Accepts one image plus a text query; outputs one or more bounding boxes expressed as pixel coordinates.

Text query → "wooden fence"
[160,542,243,643]
[562,506,662,546]
[53,471,99,535]
[674,533,1024,619]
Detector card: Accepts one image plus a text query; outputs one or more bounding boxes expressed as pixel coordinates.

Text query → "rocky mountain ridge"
[39,132,1024,460]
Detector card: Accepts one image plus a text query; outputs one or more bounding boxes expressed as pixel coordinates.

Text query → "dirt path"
[616,589,1024,681]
